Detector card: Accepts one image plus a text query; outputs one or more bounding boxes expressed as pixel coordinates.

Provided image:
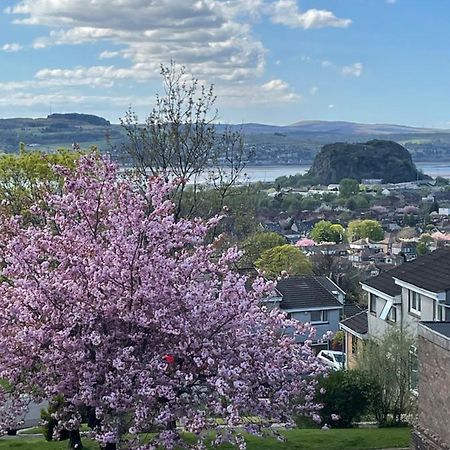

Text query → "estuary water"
[236,161,450,183]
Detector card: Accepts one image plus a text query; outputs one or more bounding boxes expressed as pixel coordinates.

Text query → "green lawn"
[0,428,410,450]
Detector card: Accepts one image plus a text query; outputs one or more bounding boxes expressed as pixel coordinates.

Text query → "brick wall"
[411,327,450,450]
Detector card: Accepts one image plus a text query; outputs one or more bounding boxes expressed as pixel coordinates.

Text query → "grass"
[0,428,411,450]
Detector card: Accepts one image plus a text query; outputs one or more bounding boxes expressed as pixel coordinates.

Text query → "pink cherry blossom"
[0,153,326,449]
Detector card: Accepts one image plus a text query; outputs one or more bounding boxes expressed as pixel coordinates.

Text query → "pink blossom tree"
[0,154,325,449]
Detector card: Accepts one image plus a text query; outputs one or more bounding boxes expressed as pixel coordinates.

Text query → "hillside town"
[2,1,450,450]
[250,173,450,450]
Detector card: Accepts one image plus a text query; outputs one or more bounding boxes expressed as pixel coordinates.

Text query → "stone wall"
[411,326,450,450]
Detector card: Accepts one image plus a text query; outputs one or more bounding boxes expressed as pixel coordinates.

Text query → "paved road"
[20,401,47,429]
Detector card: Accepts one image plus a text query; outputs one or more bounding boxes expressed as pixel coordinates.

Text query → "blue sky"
[0,0,449,127]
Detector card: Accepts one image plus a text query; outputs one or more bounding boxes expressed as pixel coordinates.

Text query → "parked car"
[317,350,346,370]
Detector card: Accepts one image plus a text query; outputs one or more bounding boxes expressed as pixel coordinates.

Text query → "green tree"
[121,62,251,221]
[348,219,384,242]
[403,214,416,227]
[340,178,360,198]
[240,231,287,268]
[255,244,313,279]
[0,148,82,220]
[417,234,433,256]
[310,220,345,243]
[358,328,416,425]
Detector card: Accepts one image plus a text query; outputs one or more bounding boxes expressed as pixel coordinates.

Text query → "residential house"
[349,248,376,265]
[362,249,450,340]
[412,322,450,450]
[316,242,350,257]
[340,309,368,369]
[266,276,345,348]
[391,239,418,262]
[350,238,373,250]
[378,233,397,254]
[364,250,401,266]
[438,206,450,216]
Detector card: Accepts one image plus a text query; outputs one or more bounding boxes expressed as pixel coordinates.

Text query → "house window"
[409,291,421,316]
[310,310,328,324]
[434,301,446,322]
[387,306,397,323]
[370,295,377,315]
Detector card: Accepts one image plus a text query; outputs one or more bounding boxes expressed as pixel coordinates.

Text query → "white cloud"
[6,0,351,82]
[8,0,267,83]
[328,104,335,109]
[262,79,289,91]
[309,86,319,95]
[99,51,120,59]
[270,0,351,29]
[3,0,352,109]
[321,60,333,68]
[260,79,302,101]
[342,62,363,77]
[0,90,155,109]
[218,79,302,105]
[34,65,143,85]
[1,43,22,52]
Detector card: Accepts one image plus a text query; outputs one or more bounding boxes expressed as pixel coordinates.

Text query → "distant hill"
[286,120,441,135]
[308,140,430,184]
[1,115,450,164]
[47,113,110,127]
[0,113,122,154]
[219,120,447,136]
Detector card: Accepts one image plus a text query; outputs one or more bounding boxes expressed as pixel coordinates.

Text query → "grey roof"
[343,302,365,319]
[316,276,346,297]
[363,248,450,296]
[362,266,403,297]
[420,321,450,339]
[276,277,343,311]
[340,310,368,335]
[391,248,450,293]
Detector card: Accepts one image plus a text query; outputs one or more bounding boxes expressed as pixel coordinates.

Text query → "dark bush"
[317,370,376,428]
[293,415,319,429]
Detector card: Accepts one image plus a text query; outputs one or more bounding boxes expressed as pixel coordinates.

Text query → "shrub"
[294,415,319,429]
[317,370,376,428]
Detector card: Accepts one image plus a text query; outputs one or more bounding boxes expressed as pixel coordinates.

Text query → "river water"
[236,162,450,183]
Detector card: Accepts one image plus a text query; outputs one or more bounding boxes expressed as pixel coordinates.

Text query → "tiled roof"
[420,321,450,339]
[362,248,450,296]
[351,238,371,246]
[276,277,343,311]
[343,302,365,319]
[362,266,403,297]
[340,310,368,335]
[391,248,450,293]
[316,276,346,297]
